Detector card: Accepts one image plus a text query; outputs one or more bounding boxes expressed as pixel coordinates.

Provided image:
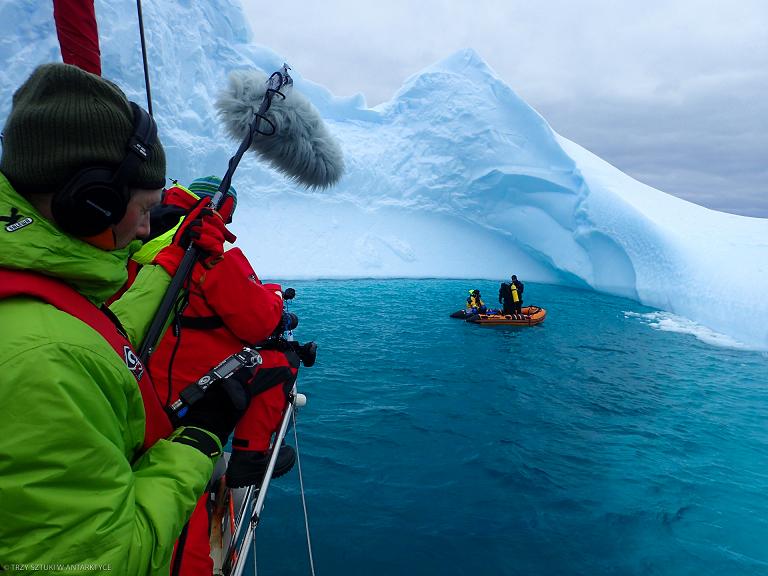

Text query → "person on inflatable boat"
[466,289,487,314]
[511,275,525,313]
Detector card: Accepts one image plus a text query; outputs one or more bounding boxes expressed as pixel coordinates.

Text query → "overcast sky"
[243,0,767,218]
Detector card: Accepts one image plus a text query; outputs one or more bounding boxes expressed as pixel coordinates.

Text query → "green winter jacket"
[0,173,216,575]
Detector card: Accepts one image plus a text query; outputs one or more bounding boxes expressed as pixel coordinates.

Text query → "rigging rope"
[293,410,317,576]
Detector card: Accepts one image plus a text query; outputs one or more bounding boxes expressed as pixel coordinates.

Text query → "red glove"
[153,199,237,275]
[218,195,236,224]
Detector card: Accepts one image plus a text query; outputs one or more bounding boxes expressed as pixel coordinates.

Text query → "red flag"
[53,0,102,76]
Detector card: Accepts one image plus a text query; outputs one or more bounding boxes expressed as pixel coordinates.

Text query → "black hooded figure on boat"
[499,275,524,314]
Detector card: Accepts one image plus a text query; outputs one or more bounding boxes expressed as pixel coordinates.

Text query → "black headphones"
[51,102,157,237]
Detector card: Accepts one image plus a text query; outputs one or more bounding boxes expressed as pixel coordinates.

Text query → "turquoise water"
[252,279,768,576]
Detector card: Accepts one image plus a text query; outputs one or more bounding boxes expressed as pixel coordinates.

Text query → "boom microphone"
[216,69,345,188]
[140,66,344,364]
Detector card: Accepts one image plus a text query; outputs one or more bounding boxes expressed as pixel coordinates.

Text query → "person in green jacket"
[0,64,250,574]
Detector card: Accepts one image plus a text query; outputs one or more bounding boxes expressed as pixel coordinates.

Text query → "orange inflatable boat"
[465,306,546,326]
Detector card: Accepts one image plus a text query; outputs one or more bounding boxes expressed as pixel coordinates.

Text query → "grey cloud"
[537,66,768,217]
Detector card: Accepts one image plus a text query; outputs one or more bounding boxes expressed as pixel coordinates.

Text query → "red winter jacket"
[149,247,284,408]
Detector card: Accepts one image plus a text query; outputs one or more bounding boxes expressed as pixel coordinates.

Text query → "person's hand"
[153,198,237,275]
[172,365,257,456]
[271,311,298,337]
[282,311,299,331]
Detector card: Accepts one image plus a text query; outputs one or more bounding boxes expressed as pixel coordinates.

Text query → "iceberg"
[1,0,766,350]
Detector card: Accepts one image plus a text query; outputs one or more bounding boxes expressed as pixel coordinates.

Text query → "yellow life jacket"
[467,294,484,309]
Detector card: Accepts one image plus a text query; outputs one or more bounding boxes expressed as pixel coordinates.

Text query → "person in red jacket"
[143,176,303,575]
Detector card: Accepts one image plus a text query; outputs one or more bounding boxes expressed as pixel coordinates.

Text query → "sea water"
[251,279,767,576]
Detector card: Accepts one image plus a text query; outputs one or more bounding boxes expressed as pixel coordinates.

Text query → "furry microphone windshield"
[216,69,345,189]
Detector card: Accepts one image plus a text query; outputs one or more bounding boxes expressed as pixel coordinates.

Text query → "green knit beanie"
[187,175,238,210]
[0,63,165,195]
